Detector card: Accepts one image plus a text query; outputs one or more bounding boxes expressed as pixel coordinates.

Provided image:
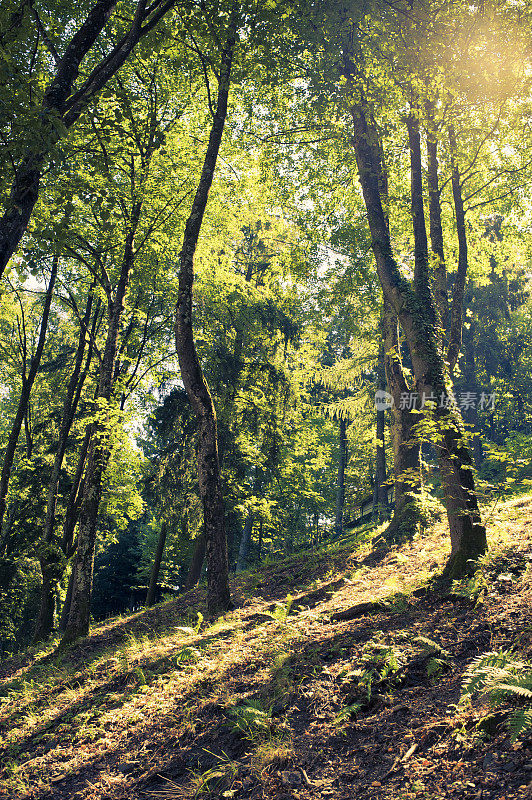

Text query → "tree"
[174,4,239,615]
[348,91,487,577]
[0,0,178,276]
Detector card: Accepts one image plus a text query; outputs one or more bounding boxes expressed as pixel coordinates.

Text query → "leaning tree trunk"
[349,95,486,577]
[174,10,238,615]
[146,521,168,607]
[334,416,348,537]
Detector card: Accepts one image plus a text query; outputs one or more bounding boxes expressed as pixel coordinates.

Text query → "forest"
[0,0,532,798]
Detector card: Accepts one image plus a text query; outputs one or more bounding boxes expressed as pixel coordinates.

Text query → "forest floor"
[1,495,532,800]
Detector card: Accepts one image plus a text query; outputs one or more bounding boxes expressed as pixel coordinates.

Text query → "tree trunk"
[373,340,388,522]
[367,115,422,537]
[447,124,469,373]
[33,561,60,644]
[61,426,91,557]
[258,519,263,560]
[0,256,58,532]
[349,96,486,576]
[334,417,348,537]
[33,290,96,643]
[146,521,167,607]
[236,512,253,571]
[174,11,238,615]
[462,322,484,468]
[425,104,449,333]
[62,206,140,645]
[381,300,422,540]
[59,564,75,632]
[185,532,206,591]
[205,253,254,577]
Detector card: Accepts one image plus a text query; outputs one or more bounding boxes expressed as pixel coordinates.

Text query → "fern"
[414,635,450,658]
[227,700,271,741]
[461,650,532,741]
[267,594,294,624]
[508,708,532,740]
[334,701,363,723]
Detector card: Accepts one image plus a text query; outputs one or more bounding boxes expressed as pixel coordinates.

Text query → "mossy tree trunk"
[350,97,487,577]
[381,300,422,540]
[462,313,484,468]
[371,137,422,539]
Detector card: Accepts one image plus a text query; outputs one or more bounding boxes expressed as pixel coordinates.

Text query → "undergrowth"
[461,650,532,741]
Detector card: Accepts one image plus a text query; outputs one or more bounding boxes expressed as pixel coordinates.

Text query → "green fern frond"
[461,649,532,741]
[496,684,532,700]
[414,636,450,657]
[508,708,532,742]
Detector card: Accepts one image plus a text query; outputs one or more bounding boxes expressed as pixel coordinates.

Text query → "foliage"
[227,700,273,742]
[461,650,532,741]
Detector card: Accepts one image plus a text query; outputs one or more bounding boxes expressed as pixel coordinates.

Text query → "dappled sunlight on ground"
[1,494,532,800]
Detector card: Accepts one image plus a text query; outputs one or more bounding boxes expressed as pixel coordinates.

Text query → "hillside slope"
[1,496,532,800]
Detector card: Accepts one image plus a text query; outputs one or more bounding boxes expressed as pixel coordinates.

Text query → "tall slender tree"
[175,4,240,614]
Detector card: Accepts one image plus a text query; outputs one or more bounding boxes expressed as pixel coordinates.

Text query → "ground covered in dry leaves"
[1,495,532,800]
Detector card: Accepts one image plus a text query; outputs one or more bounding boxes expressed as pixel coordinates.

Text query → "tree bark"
[381,300,422,539]
[200,239,255,578]
[373,340,388,522]
[462,314,484,468]
[184,531,206,591]
[369,113,422,535]
[334,416,348,537]
[349,96,486,577]
[59,564,75,632]
[174,10,238,615]
[258,518,263,560]
[236,511,253,571]
[407,110,430,297]
[33,289,96,643]
[447,124,469,373]
[62,205,140,645]
[61,426,91,557]
[370,135,422,538]
[426,104,449,333]
[146,521,167,607]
